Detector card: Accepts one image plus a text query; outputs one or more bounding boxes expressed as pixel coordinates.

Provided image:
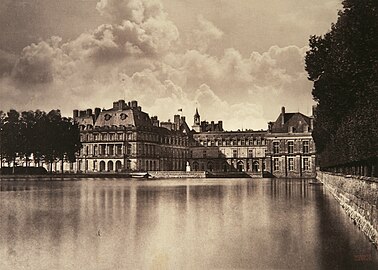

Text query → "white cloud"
[188,15,223,53]
[0,0,315,130]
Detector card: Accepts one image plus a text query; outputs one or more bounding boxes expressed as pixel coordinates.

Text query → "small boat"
[129,172,151,179]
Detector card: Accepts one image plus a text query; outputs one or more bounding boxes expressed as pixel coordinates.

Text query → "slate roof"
[271,112,312,133]
[94,108,151,128]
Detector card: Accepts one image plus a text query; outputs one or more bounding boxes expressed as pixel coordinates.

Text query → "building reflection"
[1,180,378,270]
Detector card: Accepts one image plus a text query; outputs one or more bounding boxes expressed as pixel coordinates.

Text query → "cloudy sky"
[0,0,341,130]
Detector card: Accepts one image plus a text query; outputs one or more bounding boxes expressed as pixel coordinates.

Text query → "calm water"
[0,178,377,270]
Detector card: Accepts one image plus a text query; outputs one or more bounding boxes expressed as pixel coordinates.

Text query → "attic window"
[105,114,112,121]
[120,113,128,120]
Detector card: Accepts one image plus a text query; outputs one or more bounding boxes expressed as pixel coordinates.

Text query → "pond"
[0,178,377,269]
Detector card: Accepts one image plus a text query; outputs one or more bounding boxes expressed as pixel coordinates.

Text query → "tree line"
[0,109,82,173]
[305,0,377,175]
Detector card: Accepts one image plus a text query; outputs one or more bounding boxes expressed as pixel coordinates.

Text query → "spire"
[193,108,200,127]
[194,108,200,117]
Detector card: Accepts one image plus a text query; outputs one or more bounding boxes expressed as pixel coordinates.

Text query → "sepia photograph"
[0,0,377,269]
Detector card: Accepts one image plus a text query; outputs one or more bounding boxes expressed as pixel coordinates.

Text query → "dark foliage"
[0,109,82,172]
[305,0,378,170]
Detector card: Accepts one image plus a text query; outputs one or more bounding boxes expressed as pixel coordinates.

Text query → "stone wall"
[148,171,206,179]
[317,171,378,248]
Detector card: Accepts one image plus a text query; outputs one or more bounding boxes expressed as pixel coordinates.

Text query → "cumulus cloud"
[67,2,178,62]
[189,15,223,52]
[97,0,163,24]
[12,37,69,84]
[0,0,314,130]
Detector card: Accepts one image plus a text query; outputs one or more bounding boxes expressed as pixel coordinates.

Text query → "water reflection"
[0,179,377,269]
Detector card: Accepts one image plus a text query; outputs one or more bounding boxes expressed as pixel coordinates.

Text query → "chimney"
[79,110,86,117]
[113,101,119,110]
[118,99,126,110]
[151,116,160,127]
[73,110,79,119]
[94,107,101,120]
[131,100,138,108]
[86,109,92,116]
[218,121,223,131]
[312,105,316,117]
[174,114,180,128]
[281,106,285,125]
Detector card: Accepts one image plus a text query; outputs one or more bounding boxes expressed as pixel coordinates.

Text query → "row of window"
[81,133,132,142]
[197,139,266,147]
[81,144,131,157]
[191,160,266,172]
[273,141,310,154]
[198,149,263,159]
[273,157,311,171]
[81,143,189,158]
[81,132,189,146]
[160,136,188,146]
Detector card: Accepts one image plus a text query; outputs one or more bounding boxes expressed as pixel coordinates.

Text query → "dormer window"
[120,113,127,120]
[104,114,111,121]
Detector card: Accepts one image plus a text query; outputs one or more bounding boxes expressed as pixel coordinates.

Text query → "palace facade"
[73,100,190,173]
[265,107,316,178]
[188,107,315,177]
[71,100,316,178]
[188,109,267,175]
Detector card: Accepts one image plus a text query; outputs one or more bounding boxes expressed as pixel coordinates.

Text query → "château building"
[189,109,267,176]
[265,107,316,178]
[73,100,190,173]
[71,99,316,178]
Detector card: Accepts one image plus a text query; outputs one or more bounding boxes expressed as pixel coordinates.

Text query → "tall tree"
[2,110,22,169]
[0,108,82,174]
[305,0,378,170]
[20,111,37,168]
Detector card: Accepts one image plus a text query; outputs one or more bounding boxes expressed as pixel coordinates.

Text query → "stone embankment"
[148,171,206,178]
[0,172,132,181]
[317,171,378,248]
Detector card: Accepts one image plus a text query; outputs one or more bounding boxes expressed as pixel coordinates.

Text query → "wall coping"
[318,171,378,183]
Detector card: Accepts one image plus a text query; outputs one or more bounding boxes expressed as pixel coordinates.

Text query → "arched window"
[115,160,122,172]
[252,161,259,172]
[237,161,244,172]
[99,161,105,172]
[108,161,114,172]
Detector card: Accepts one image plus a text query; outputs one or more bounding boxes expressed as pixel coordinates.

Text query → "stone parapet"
[317,171,378,248]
